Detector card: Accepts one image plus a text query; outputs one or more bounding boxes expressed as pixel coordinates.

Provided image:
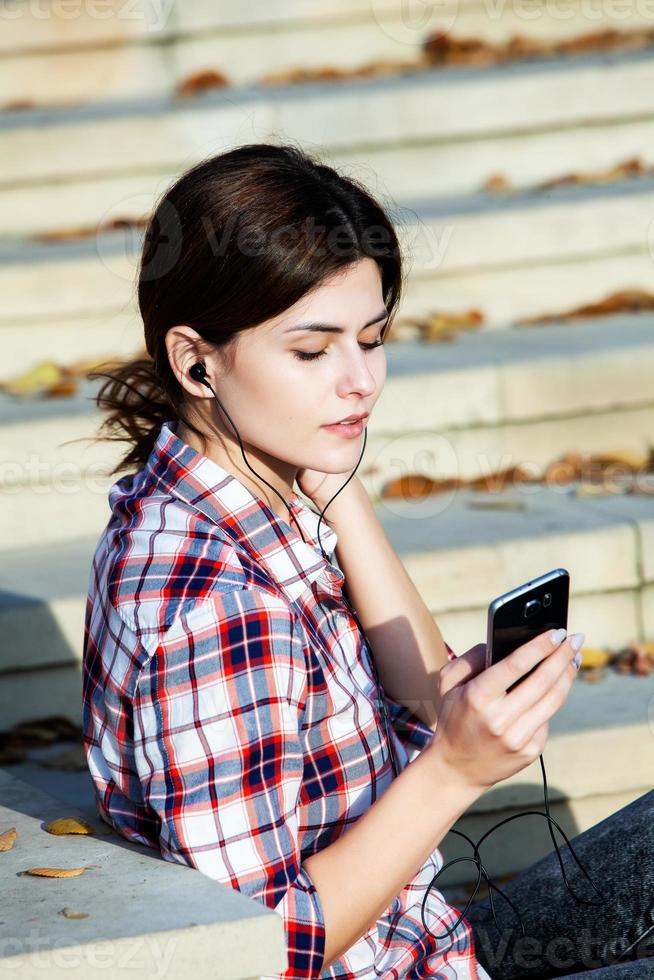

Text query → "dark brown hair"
[89,141,404,475]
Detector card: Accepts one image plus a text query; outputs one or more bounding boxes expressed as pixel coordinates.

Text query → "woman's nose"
[338,351,377,396]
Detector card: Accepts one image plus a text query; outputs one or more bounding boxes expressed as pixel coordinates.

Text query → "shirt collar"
[144,420,344,604]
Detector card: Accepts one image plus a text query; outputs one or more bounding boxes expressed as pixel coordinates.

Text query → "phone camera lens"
[524,599,540,618]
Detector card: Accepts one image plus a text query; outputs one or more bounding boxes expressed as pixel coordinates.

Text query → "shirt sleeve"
[132,587,326,979]
[384,639,459,763]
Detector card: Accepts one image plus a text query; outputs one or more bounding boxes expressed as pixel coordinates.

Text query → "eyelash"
[293,339,385,362]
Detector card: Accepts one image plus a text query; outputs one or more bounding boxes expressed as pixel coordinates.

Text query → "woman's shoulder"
[97,492,251,642]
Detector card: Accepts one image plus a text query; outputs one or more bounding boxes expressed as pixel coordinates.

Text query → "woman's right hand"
[427,629,583,792]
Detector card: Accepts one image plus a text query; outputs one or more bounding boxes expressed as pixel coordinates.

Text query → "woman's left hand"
[295,467,360,512]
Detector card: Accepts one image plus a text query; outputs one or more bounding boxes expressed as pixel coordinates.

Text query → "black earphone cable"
[188,361,632,970]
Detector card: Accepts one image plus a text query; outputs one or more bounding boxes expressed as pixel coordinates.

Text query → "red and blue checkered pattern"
[82,419,489,979]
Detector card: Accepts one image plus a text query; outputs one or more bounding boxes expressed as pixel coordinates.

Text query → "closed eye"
[293,339,385,362]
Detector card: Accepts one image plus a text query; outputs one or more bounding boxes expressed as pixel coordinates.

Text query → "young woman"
[82,143,653,979]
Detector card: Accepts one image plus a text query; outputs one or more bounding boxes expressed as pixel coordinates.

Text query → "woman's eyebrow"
[283,310,388,334]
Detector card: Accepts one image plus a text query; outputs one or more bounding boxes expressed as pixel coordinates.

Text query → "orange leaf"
[59,907,90,918]
[23,866,87,877]
[0,827,17,852]
[44,817,94,836]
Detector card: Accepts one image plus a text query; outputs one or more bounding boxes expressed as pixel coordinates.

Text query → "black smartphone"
[485,568,570,692]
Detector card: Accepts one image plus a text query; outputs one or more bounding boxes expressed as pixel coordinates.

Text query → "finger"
[501,635,579,719]
[500,658,578,750]
[440,643,487,690]
[474,628,568,702]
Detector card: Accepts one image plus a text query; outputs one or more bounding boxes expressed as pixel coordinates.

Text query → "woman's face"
[203,256,388,487]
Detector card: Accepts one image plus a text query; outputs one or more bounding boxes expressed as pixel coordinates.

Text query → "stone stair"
[1,0,653,897]
[0,768,286,978]
[1,312,653,551]
[3,0,654,108]
[2,472,653,724]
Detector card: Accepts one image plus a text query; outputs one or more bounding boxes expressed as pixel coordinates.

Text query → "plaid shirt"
[83,420,489,980]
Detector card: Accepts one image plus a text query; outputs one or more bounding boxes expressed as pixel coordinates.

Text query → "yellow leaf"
[23,866,87,877]
[44,817,94,836]
[580,647,611,668]
[1,361,63,398]
[0,827,17,852]
[59,907,90,919]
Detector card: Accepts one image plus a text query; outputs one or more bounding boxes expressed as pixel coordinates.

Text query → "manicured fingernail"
[572,651,582,671]
[569,632,585,652]
[550,628,567,645]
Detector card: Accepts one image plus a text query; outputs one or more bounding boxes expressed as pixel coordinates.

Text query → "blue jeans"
[462,788,654,979]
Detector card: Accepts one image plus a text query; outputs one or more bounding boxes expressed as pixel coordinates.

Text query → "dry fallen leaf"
[423,24,654,70]
[516,288,654,326]
[2,99,36,110]
[482,173,511,193]
[0,361,64,398]
[8,715,84,744]
[382,473,462,500]
[0,827,17,852]
[175,68,230,97]
[7,724,58,745]
[22,866,88,877]
[34,216,148,243]
[59,907,90,919]
[44,817,95,836]
[400,308,484,343]
[484,156,651,195]
[615,641,654,676]
[579,647,612,669]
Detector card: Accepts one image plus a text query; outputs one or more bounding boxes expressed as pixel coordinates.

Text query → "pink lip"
[321,417,367,439]
[325,413,368,426]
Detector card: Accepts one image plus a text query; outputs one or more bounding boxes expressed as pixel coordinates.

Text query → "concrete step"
[0,0,431,53]
[2,50,653,187]
[0,769,286,978]
[6,117,654,239]
[2,476,652,889]
[1,313,652,550]
[1,474,652,683]
[4,690,654,895]
[3,0,653,108]
[3,0,647,56]
[2,248,652,363]
[0,310,144,384]
[441,785,654,888]
[2,175,653,328]
[438,660,654,884]
[4,717,653,904]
